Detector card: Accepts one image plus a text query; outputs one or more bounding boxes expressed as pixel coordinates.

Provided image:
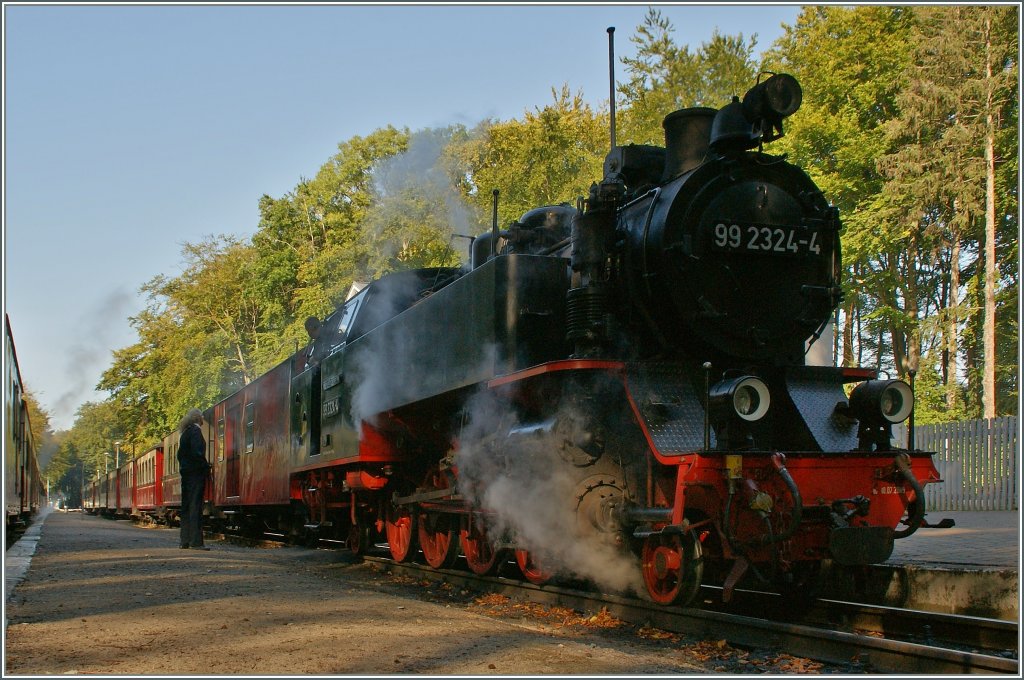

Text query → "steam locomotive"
[87,69,942,607]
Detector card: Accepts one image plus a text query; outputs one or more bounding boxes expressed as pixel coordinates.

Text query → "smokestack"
[662,107,716,180]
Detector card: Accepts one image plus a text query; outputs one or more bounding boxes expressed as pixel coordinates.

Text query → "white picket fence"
[916,416,1019,511]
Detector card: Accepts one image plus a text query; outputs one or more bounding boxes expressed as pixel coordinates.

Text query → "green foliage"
[61,400,127,477]
[765,5,1018,416]
[911,357,970,425]
[454,85,608,227]
[21,388,51,456]
[618,8,759,146]
[253,126,412,319]
[363,127,478,274]
[42,433,83,507]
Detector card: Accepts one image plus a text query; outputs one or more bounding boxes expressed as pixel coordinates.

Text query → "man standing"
[178,408,211,550]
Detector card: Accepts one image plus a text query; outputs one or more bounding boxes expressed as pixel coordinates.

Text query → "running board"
[392,488,463,506]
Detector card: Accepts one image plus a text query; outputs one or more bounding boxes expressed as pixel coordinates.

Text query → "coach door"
[225,404,241,498]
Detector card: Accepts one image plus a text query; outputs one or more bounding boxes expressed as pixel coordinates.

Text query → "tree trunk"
[946,232,961,410]
[983,14,998,419]
[842,288,856,368]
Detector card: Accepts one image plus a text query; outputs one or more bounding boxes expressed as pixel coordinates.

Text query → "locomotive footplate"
[626,362,708,454]
[828,526,895,565]
[391,487,463,506]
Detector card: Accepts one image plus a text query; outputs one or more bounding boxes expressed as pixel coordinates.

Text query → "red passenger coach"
[82,477,99,512]
[95,474,108,513]
[210,359,292,522]
[161,430,183,523]
[104,470,119,515]
[134,446,164,518]
[118,462,134,517]
[201,407,215,510]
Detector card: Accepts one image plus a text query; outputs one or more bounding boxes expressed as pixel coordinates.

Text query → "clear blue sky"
[3,3,803,431]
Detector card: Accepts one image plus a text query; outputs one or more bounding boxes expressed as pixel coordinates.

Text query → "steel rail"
[698,587,1018,654]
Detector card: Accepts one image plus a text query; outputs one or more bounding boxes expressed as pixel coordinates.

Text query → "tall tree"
[61,400,126,476]
[454,85,608,227]
[619,8,759,146]
[149,236,276,383]
[877,5,1018,418]
[22,388,51,458]
[253,126,411,328]
[763,6,916,380]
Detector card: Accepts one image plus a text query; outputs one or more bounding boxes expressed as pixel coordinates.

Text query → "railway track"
[210,527,1018,674]
[361,554,1019,675]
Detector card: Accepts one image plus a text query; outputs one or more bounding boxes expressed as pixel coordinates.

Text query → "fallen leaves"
[687,639,736,662]
[637,626,682,642]
[771,653,825,673]
[682,642,829,674]
[469,596,623,631]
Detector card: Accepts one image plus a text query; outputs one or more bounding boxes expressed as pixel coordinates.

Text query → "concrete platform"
[4,506,50,607]
[6,507,1020,623]
[822,510,1020,620]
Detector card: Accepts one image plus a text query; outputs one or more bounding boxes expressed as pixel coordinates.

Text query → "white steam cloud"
[454,387,645,595]
[367,127,477,266]
[346,275,424,429]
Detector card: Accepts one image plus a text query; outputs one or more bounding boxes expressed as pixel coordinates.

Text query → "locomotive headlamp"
[743,73,803,121]
[849,379,914,425]
[707,375,771,450]
[740,72,803,143]
[848,379,915,452]
[710,376,771,423]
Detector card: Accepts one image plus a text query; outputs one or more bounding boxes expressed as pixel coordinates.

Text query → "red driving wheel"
[385,503,416,562]
[514,548,553,586]
[641,531,703,606]
[417,467,460,569]
[460,517,503,576]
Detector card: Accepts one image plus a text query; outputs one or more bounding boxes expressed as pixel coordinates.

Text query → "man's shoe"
[179,545,190,549]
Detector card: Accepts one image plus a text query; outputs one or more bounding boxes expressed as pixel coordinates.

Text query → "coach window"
[218,418,225,461]
[244,402,255,453]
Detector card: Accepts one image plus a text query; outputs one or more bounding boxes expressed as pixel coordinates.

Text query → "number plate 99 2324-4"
[709,222,822,257]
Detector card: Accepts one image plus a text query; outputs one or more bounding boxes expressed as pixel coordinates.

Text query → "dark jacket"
[178,423,210,476]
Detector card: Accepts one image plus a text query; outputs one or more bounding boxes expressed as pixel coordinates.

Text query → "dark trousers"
[180,472,207,547]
